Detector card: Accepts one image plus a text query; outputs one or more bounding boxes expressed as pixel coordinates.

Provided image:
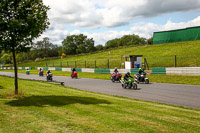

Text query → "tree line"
[0,34,153,65]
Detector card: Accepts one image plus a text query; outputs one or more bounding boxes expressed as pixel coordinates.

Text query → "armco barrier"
[55,67,62,71]
[82,68,94,73]
[62,68,71,72]
[110,69,130,74]
[152,67,166,74]
[166,67,200,75]
[131,68,139,74]
[95,69,110,74]
[71,68,82,72]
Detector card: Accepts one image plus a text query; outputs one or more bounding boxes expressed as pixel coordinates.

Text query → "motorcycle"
[46,73,53,81]
[120,77,137,89]
[110,72,122,82]
[135,72,149,84]
[71,71,78,79]
[38,70,43,76]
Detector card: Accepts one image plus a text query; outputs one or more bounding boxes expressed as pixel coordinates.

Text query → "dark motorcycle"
[38,71,43,76]
[46,73,53,81]
[135,72,149,84]
[111,72,122,82]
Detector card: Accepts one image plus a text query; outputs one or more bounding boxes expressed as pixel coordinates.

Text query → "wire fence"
[43,54,200,69]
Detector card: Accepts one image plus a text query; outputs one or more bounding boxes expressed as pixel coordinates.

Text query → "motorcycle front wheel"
[132,83,137,90]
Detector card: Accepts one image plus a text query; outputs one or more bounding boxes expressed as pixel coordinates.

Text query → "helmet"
[139,68,142,70]
[127,72,130,75]
[115,67,117,69]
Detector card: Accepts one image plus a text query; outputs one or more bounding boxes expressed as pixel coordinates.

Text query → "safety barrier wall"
[152,67,166,74]
[0,67,32,70]
[0,67,137,74]
[166,67,200,75]
[1,66,200,75]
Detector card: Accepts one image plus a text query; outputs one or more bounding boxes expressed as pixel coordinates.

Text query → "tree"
[147,37,153,45]
[62,34,95,55]
[33,37,58,58]
[0,0,49,94]
[0,53,12,64]
[95,44,104,51]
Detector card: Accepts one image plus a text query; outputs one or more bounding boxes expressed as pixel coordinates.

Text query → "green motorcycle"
[120,77,137,90]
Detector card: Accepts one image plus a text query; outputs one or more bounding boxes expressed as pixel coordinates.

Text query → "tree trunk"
[12,50,18,94]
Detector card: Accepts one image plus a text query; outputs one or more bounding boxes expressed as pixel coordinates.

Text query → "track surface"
[0,71,200,109]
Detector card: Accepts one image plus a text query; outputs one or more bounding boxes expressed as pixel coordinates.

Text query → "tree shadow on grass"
[5,96,111,107]
[0,86,3,89]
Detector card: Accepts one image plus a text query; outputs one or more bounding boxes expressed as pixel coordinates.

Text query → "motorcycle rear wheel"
[111,77,115,82]
[145,79,149,84]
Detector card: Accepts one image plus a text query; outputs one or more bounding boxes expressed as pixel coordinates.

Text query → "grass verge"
[0,76,200,132]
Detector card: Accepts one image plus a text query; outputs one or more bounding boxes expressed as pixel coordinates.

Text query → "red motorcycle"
[111,72,122,82]
[71,71,78,79]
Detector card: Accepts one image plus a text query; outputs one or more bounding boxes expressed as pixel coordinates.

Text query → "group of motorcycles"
[110,71,149,90]
[37,68,149,90]
[38,69,78,81]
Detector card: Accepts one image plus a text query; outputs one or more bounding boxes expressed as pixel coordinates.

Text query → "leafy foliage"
[105,34,146,49]
[62,34,95,55]
[0,0,50,53]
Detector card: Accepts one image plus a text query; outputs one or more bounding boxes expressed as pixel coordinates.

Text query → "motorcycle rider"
[114,67,118,73]
[38,68,43,76]
[114,67,118,80]
[136,68,145,82]
[72,68,76,75]
[124,72,133,83]
[46,69,51,76]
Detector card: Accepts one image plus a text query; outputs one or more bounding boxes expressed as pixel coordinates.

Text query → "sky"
[36,0,200,46]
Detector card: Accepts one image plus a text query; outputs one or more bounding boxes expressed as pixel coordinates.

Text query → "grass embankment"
[17,40,200,68]
[0,76,200,132]
[1,69,200,85]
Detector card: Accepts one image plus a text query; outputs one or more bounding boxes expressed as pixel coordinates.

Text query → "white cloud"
[36,0,200,46]
[130,16,200,39]
[35,16,200,46]
[43,0,200,29]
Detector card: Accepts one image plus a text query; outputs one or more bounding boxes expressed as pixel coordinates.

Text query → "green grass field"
[1,69,200,86]
[17,40,200,68]
[0,76,200,132]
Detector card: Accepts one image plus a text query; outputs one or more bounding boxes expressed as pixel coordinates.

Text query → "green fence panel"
[131,68,139,74]
[71,68,82,72]
[10,67,14,69]
[43,67,49,70]
[22,67,25,70]
[153,26,200,44]
[152,67,166,74]
[35,67,38,70]
[55,67,62,71]
[94,69,110,74]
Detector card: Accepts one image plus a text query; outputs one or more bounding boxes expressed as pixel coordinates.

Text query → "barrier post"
[175,55,177,67]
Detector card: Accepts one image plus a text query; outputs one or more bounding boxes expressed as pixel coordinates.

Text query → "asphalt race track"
[0,71,200,109]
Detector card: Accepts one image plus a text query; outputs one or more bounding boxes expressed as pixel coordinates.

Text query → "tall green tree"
[0,0,49,94]
[33,37,58,58]
[62,34,95,55]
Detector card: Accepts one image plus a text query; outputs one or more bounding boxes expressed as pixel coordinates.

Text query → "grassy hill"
[18,40,200,68]
[0,76,200,132]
